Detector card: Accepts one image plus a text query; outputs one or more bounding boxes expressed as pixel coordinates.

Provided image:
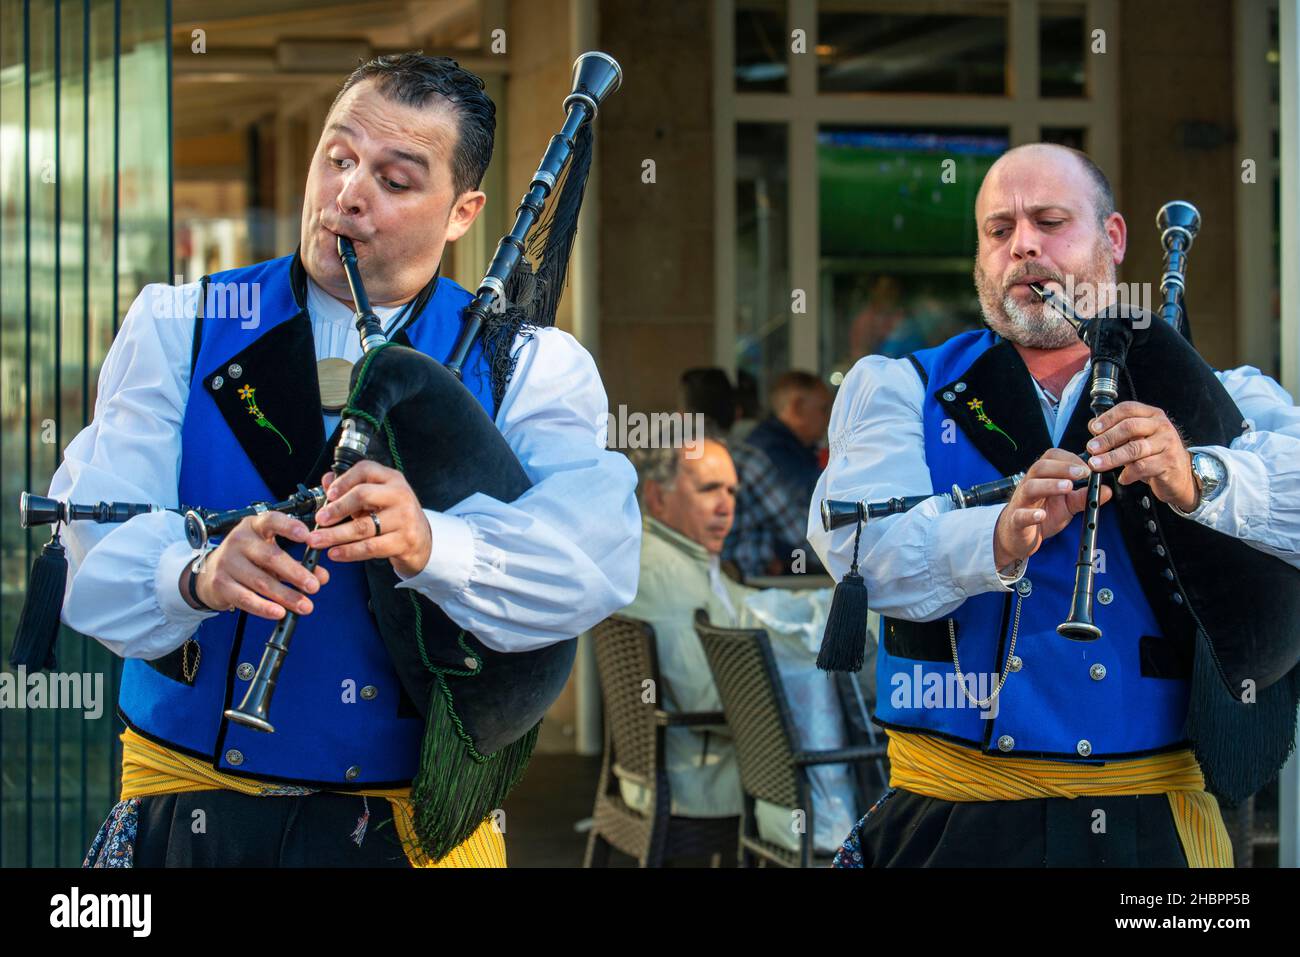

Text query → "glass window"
[1267,4,1280,380]
[1,0,171,868]
[1267,6,1280,104]
[1041,126,1086,150]
[817,127,1008,378]
[735,123,790,404]
[1039,2,1087,98]
[818,2,1009,95]
[735,0,788,93]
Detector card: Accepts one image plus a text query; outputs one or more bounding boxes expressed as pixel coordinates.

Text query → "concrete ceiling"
[171,0,485,139]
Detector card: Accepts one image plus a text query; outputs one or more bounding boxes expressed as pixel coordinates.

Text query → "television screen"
[818,128,1010,257]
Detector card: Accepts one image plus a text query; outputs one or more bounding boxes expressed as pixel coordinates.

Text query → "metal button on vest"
[997,735,1015,752]
[225,749,244,766]
[237,662,255,681]
[1076,740,1093,757]
[1155,544,1167,557]
[1171,592,1184,605]
[942,390,956,402]
[212,375,224,390]
[1162,568,1174,581]
[1146,520,1158,533]
[360,685,378,701]
[1008,655,1023,673]
[1141,495,1151,510]
[1097,588,1113,605]
[1016,579,1032,597]
[345,765,361,781]
[1090,663,1107,681]
[464,657,478,670]
[228,363,242,379]
[954,381,967,393]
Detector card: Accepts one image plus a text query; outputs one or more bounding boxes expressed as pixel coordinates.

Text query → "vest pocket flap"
[1139,634,1193,680]
[144,640,199,687]
[884,617,954,663]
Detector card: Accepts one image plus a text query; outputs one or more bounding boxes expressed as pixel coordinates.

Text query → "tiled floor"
[501,754,1279,868]
[501,752,629,868]
[501,753,735,868]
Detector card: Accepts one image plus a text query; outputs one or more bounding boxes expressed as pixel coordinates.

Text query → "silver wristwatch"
[1176,451,1227,515]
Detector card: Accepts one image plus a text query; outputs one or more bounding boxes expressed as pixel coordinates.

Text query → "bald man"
[810,143,1300,868]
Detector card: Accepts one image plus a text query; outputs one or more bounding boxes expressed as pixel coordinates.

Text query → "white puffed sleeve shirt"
[50,275,642,658]
[808,351,1300,623]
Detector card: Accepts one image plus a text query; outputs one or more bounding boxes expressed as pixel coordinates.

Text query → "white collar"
[305,274,407,328]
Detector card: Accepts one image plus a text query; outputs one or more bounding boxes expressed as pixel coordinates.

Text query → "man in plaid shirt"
[723,442,821,578]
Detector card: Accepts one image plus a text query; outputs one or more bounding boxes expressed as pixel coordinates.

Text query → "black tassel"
[480,122,596,408]
[1184,628,1300,805]
[524,121,593,330]
[9,531,68,671]
[818,518,870,673]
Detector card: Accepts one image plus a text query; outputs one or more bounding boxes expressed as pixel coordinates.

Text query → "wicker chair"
[583,614,741,867]
[694,609,888,868]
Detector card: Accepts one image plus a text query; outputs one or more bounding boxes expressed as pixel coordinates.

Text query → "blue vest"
[118,254,493,787]
[874,330,1190,760]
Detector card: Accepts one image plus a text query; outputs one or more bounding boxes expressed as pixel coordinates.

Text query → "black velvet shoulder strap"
[905,352,928,386]
[190,275,211,383]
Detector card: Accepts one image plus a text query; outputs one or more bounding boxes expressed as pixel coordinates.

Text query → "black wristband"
[187,565,216,612]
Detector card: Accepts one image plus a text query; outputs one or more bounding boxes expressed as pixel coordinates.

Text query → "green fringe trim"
[410,675,541,861]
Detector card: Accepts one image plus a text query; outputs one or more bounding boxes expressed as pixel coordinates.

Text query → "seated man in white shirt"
[619,437,856,857]
[620,438,749,822]
[45,53,640,868]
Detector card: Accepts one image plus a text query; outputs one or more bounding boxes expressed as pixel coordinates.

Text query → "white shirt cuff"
[393,509,476,601]
[996,557,1028,585]
[1171,445,1266,535]
[155,539,219,626]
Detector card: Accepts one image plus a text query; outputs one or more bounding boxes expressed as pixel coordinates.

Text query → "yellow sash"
[885,730,1232,867]
[118,728,505,868]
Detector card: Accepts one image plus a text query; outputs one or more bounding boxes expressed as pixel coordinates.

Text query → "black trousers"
[855,788,1189,867]
[133,790,413,867]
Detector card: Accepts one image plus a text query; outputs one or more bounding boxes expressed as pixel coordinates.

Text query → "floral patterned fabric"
[83,798,141,868]
[832,787,897,868]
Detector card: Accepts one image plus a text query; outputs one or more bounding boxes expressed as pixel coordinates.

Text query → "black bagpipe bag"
[312,339,577,857]
[1102,308,1300,801]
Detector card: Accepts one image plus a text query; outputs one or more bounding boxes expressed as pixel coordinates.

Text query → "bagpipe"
[12,52,623,857]
[818,202,1300,801]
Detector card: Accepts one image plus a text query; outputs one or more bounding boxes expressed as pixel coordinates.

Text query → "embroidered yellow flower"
[235,382,293,454]
[966,397,1017,450]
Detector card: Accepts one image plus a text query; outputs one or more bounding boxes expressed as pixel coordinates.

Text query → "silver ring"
[371,512,382,537]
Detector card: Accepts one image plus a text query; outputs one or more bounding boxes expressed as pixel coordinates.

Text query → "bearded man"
[809,143,1300,868]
